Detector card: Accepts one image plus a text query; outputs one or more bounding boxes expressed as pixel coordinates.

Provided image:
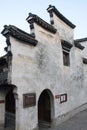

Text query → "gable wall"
[52,13,74,43]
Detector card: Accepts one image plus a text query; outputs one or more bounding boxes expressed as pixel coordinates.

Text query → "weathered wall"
[70,47,85,107]
[10,37,38,130]
[81,41,87,105]
[9,20,87,130]
[52,13,74,42]
[33,22,87,123]
[0,5,87,130]
[33,23,76,118]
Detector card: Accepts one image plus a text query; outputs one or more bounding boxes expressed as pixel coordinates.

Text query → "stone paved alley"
[39,109,87,130]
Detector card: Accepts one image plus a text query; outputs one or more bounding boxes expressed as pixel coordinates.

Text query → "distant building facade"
[0,5,87,130]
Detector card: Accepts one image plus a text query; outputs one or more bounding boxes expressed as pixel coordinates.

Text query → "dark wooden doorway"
[38,89,53,127]
[5,89,15,129]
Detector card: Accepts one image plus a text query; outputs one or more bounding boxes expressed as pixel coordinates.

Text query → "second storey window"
[63,51,70,66]
[61,40,73,66]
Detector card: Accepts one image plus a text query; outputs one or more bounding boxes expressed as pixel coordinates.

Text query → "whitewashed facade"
[0,5,87,130]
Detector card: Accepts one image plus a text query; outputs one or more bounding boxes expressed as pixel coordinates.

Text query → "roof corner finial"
[26,13,34,22]
[29,13,33,16]
[47,4,54,12]
[49,4,52,8]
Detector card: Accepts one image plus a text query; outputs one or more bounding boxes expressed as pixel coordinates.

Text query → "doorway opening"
[38,89,54,127]
[5,88,15,129]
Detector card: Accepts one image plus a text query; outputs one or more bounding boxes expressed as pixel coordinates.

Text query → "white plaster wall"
[81,41,87,105]
[34,23,57,45]
[10,29,65,130]
[10,37,38,130]
[33,23,87,121]
[83,65,87,98]
[10,31,63,129]
[10,24,87,130]
[33,23,76,118]
[70,48,85,107]
[52,13,74,43]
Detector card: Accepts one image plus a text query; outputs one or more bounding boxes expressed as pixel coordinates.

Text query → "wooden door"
[38,90,51,123]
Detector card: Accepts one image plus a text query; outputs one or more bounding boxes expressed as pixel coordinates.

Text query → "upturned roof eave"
[26,13,57,34]
[1,25,38,46]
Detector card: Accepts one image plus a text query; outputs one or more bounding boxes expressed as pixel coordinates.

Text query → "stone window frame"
[60,93,67,103]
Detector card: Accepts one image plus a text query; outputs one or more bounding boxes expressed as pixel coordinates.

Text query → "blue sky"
[0,0,87,56]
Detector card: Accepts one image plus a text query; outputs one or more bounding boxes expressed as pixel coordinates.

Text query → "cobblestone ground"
[54,109,87,130]
[39,109,87,130]
[1,109,87,130]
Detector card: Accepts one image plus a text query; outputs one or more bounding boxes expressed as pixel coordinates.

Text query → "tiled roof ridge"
[26,13,57,34]
[74,37,87,43]
[1,25,38,46]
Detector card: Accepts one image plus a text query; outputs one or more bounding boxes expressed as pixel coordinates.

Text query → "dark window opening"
[5,89,15,113]
[61,40,72,67]
[63,51,70,66]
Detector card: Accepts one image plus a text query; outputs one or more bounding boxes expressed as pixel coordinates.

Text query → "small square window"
[60,93,67,103]
[63,51,70,66]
